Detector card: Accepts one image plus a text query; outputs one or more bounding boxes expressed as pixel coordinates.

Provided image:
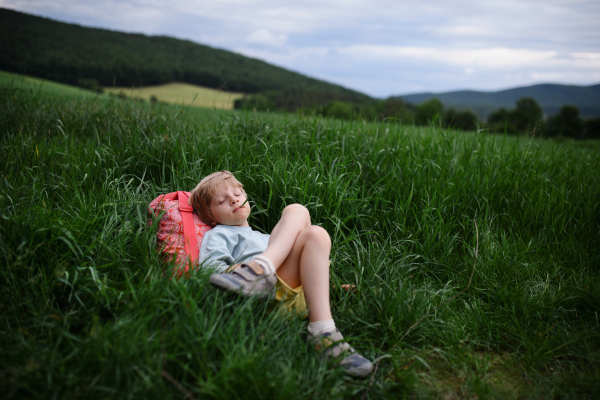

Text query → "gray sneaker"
[209,261,276,300]
[308,329,374,377]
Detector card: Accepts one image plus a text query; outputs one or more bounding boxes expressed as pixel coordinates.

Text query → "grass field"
[0,69,103,98]
[1,84,599,399]
[103,82,244,110]
[0,70,243,110]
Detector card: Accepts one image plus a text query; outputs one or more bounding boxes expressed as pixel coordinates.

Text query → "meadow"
[103,83,243,110]
[1,81,599,399]
[0,70,243,110]
[0,70,103,98]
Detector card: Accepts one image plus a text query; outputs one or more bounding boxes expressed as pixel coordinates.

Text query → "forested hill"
[401,84,600,118]
[0,8,371,105]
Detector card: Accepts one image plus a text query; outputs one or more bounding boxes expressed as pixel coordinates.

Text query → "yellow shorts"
[274,274,308,319]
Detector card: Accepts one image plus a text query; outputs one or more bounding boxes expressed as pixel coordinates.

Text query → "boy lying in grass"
[189,171,373,377]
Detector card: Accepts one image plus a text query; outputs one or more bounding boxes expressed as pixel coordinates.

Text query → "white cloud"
[245,29,287,46]
[235,44,600,96]
[530,71,562,80]
[571,52,600,60]
[244,45,561,70]
[339,46,559,68]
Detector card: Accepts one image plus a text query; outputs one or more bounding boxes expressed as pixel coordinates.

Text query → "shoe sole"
[209,274,275,300]
[344,363,374,377]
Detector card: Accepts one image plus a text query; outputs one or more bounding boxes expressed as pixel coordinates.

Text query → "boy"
[189,171,373,377]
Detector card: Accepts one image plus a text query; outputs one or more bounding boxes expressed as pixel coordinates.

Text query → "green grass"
[103,82,244,109]
[0,69,103,98]
[1,85,599,399]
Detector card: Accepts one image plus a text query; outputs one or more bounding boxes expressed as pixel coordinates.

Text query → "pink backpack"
[147,191,212,277]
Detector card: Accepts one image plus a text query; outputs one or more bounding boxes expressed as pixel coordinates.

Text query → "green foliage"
[323,101,355,119]
[233,87,373,114]
[489,101,600,140]
[585,117,600,139]
[415,98,444,125]
[380,97,405,118]
[234,95,277,112]
[487,97,544,135]
[513,97,543,132]
[444,109,478,131]
[1,87,600,399]
[488,107,511,131]
[78,78,103,93]
[545,105,585,139]
[357,104,378,121]
[378,97,416,123]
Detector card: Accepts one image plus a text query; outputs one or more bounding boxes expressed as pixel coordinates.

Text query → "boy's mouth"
[234,199,248,212]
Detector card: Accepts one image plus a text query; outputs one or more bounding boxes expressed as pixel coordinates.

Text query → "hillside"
[0,69,101,98]
[0,8,371,107]
[0,69,243,110]
[401,83,600,119]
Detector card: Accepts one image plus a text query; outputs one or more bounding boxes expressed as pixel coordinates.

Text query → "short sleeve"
[199,229,235,272]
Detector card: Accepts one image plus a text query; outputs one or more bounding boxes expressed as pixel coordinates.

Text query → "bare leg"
[259,204,333,322]
[255,206,372,376]
[274,225,333,323]
[261,204,311,268]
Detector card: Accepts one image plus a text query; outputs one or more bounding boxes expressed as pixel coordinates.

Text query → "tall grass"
[1,86,599,399]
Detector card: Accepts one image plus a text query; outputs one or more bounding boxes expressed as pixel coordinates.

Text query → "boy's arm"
[199,229,236,272]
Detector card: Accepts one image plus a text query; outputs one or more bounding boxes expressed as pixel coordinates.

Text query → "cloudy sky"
[2,0,600,97]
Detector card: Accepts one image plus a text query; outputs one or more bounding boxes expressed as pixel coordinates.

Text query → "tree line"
[235,93,600,139]
[486,98,600,139]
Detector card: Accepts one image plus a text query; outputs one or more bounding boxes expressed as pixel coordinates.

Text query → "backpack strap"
[176,191,199,265]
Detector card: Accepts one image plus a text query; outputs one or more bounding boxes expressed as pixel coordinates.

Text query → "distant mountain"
[400,84,600,119]
[0,8,371,106]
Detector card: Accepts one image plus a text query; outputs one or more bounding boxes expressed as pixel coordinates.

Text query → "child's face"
[209,185,250,227]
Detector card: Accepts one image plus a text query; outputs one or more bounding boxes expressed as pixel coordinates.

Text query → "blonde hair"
[189,170,244,226]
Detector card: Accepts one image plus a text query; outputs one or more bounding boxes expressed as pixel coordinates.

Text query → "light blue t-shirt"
[199,225,270,272]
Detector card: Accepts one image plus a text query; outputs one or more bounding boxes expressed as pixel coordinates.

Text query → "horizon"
[1,1,599,97]
[400,81,600,97]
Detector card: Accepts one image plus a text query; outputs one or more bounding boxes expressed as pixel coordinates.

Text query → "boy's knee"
[283,203,311,224]
[301,225,331,248]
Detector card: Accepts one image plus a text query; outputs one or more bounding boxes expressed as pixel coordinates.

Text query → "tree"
[584,117,600,139]
[488,107,509,124]
[545,105,585,138]
[358,104,377,121]
[415,98,443,125]
[487,108,515,133]
[455,110,478,131]
[323,101,355,119]
[512,97,543,133]
[381,97,405,118]
[444,109,478,131]
[443,108,457,127]
[487,97,543,135]
[234,94,276,111]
